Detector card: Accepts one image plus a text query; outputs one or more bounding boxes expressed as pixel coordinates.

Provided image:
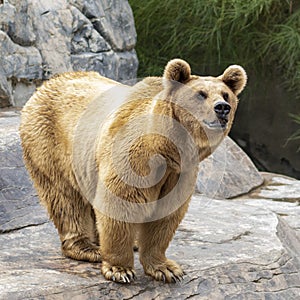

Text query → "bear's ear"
[220,65,247,95]
[163,59,191,83]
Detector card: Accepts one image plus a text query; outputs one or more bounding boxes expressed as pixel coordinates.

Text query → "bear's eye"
[222,92,229,102]
[198,91,207,100]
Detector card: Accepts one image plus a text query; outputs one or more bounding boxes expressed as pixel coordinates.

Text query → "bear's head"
[161,58,247,157]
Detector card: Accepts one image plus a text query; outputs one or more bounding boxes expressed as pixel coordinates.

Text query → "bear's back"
[20,71,120,187]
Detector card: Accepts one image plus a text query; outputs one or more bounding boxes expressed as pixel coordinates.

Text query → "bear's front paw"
[143,259,184,283]
[101,261,136,284]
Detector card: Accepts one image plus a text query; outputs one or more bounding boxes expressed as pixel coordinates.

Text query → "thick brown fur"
[20,59,247,283]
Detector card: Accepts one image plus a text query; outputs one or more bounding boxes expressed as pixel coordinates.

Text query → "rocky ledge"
[1,110,300,299]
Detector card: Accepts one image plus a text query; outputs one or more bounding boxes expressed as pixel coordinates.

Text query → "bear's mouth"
[203,119,227,130]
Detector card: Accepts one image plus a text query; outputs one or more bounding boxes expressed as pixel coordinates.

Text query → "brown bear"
[20,59,247,283]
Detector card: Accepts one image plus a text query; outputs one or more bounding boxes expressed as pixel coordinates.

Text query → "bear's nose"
[214,101,231,117]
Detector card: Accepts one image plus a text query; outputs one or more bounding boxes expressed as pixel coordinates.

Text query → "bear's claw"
[143,259,184,283]
[101,262,136,284]
[172,273,183,283]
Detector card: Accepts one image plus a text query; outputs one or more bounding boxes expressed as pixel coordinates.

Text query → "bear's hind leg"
[59,196,102,263]
[27,161,102,262]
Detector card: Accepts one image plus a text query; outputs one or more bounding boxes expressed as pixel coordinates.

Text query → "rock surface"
[0,109,47,233]
[197,136,264,199]
[0,0,138,107]
[1,111,300,299]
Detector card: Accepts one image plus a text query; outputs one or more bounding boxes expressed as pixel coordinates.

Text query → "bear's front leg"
[138,201,190,283]
[96,213,136,283]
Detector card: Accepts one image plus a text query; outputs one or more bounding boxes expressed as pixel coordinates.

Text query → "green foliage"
[259,10,300,91]
[129,0,300,95]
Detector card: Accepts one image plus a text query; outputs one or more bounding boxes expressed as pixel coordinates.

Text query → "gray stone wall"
[0,0,138,107]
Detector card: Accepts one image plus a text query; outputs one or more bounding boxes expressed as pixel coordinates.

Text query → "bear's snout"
[214,101,231,121]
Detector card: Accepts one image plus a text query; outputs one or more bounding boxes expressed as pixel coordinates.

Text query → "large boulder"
[196,137,264,199]
[0,0,138,107]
